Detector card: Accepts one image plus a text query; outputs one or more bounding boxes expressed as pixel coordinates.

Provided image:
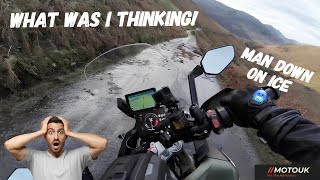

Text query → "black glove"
[220,86,275,128]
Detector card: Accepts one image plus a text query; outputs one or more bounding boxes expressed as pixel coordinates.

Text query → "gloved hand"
[220,86,275,128]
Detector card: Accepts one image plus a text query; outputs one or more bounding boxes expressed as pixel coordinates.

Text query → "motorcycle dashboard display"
[125,88,156,112]
[134,107,166,139]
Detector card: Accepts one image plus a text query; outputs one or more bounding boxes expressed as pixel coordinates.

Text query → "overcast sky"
[215,0,320,46]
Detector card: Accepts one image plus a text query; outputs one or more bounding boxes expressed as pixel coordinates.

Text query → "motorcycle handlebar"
[207,86,281,134]
[157,86,281,144]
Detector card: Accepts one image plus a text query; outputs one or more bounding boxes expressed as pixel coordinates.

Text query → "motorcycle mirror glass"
[8,168,32,180]
[200,46,235,75]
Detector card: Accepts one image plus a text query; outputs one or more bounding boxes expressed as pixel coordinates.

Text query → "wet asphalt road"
[0,33,261,180]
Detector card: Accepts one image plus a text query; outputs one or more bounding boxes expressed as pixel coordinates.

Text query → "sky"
[215,0,320,46]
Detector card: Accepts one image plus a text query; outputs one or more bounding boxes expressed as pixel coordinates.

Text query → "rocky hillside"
[192,0,298,45]
[0,0,186,96]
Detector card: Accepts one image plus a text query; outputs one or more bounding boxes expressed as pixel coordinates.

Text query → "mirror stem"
[188,65,204,106]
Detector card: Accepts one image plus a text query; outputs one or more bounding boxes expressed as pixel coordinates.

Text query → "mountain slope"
[0,0,186,94]
[192,0,298,45]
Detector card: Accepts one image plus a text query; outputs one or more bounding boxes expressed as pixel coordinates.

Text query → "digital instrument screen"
[126,88,156,111]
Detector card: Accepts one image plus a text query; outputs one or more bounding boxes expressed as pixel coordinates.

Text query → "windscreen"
[83,43,199,113]
[126,89,156,111]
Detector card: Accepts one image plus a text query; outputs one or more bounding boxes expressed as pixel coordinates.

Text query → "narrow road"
[0,32,261,180]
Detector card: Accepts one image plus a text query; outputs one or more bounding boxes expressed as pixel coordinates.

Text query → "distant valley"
[193,0,298,45]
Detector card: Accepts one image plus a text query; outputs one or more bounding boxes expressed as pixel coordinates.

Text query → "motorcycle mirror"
[200,46,235,75]
[8,168,32,180]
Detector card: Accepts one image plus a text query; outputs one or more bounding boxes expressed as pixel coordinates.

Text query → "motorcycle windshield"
[83,43,222,111]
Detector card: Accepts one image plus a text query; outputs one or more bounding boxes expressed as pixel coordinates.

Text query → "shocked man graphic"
[4,116,108,180]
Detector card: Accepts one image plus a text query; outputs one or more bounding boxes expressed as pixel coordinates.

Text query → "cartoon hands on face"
[58,116,72,136]
[40,116,52,135]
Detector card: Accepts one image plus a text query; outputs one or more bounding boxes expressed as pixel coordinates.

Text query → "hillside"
[257,45,320,93]
[0,0,186,96]
[192,0,297,45]
[171,0,246,55]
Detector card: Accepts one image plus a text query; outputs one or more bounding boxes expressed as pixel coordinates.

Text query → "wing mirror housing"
[201,45,235,75]
[188,46,235,105]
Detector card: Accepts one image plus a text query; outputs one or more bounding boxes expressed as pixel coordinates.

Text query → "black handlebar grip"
[263,87,281,100]
[215,106,233,128]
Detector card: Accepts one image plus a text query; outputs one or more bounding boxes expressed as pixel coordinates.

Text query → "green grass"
[157,0,180,11]
[157,0,196,31]
[182,24,196,31]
